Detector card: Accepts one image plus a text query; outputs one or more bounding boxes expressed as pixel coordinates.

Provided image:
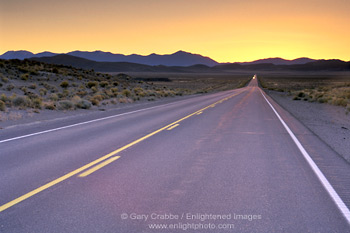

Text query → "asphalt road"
[1,77,350,232]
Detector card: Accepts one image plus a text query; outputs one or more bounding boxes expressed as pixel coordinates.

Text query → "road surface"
[1,77,350,232]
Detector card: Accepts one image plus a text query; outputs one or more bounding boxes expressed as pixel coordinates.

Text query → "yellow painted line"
[78,156,121,177]
[0,90,243,213]
[196,112,203,115]
[167,124,180,131]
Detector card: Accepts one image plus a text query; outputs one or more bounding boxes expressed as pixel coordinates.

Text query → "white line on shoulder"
[260,89,350,225]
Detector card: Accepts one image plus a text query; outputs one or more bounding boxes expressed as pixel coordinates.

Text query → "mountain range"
[1,50,349,72]
[0,50,322,67]
[238,57,315,65]
[28,54,349,73]
[0,50,218,67]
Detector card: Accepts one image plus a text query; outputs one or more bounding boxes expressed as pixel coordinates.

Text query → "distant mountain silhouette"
[0,50,218,67]
[67,50,219,67]
[31,55,159,72]
[30,54,350,72]
[31,54,201,72]
[216,59,350,71]
[3,50,348,71]
[0,50,57,60]
[239,57,315,65]
[283,59,350,71]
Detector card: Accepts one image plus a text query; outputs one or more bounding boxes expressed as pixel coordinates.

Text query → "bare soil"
[266,89,350,163]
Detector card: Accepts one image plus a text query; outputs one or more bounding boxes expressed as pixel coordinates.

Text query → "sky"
[0,0,349,62]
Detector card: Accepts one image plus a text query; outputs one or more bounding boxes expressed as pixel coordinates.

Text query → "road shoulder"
[265,89,350,163]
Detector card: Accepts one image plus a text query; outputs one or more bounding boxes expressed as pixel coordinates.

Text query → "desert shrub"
[57,100,74,110]
[1,74,8,83]
[332,97,347,107]
[175,90,184,96]
[71,95,81,104]
[113,81,119,86]
[111,88,119,94]
[25,91,39,100]
[52,68,59,74]
[0,94,7,102]
[76,99,92,109]
[0,100,6,111]
[29,70,38,76]
[21,73,29,81]
[60,80,69,88]
[133,87,146,97]
[90,95,103,106]
[91,86,98,93]
[93,95,104,101]
[29,83,37,89]
[148,91,157,96]
[57,90,70,99]
[297,92,305,98]
[346,92,350,99]
[87,81,98,88]
[318,98,327,103]
[90,98,99,106]
[42,82,57,92]
[79,84,86,90]
[76,91,87,97]
[20,86,28,93]
[99,81,109,88]
[39,88,48,96]
[31,98,42,109]
[44,102,56,110]
[121,89,132,97]
[50,93,59,101]
[12,96,30,108]
[6,84,15,91]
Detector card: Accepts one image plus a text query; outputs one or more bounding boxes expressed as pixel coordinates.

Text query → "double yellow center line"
[0,91,242,212]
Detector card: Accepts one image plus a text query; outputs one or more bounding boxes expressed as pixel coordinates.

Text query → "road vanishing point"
[1,77,350,232]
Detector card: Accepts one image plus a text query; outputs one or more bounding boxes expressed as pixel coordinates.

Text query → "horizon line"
[0,49,348,63]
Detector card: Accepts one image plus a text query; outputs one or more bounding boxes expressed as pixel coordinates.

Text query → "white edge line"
[260,89,350,225]
[0,99,188,144]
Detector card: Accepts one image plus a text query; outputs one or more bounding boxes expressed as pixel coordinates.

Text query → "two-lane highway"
[1,77,349,232]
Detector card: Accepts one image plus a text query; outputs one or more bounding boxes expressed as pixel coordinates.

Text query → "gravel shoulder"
[266,90,350,163]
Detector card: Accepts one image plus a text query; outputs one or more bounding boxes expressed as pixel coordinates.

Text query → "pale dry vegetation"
[259,74,350,113]
[0,60,251,119]
[0,59,190,115]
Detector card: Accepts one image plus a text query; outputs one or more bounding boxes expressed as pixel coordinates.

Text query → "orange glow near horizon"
[0,0,349,62]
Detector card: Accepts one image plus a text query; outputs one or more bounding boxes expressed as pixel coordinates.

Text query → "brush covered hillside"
[0,59,191,115]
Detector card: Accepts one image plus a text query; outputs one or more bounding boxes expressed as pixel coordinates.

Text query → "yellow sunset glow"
[0,0,349,62]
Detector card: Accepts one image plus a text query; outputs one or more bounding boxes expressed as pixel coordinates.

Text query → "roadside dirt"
[266,90,350,163]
